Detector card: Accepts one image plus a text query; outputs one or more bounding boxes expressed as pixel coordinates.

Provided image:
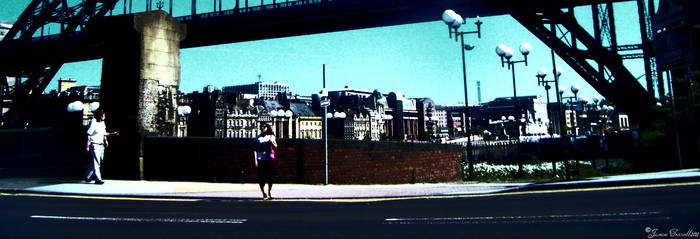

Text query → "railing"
[175,0,334,22]
[29,31,81,42]
[14,0,336,41]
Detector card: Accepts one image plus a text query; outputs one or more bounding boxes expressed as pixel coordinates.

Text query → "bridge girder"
[1,0,653,127]
[513,8,656,126]
[0,0,118,127]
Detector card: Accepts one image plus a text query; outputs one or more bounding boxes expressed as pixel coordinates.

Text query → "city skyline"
[1,0,652,106]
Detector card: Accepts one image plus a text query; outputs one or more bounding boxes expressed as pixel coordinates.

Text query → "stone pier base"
[96,11,186,179]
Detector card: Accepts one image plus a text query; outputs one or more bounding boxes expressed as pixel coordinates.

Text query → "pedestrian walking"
[83,108,119,185]
[253,122,277,200]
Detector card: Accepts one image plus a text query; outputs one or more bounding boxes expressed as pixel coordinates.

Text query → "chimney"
[58,78,77,92]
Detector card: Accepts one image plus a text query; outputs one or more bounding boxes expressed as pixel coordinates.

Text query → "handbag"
[270,147,276,160]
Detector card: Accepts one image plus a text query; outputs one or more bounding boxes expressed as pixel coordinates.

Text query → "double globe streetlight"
[269,109,293,138]
[176,105,192,116]
[325,111,346,119]
[441,9,482,181]
[496,43,531,137]
[495,42,531,176]
[67,101,101,126]
[67,101,100,113]
[559,84,580,137]
[536,66,563,137]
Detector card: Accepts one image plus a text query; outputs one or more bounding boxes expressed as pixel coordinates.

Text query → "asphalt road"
[1,183,699,239]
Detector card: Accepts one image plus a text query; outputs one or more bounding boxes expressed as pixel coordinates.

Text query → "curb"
[0,188,314,202]
[3,174,699,201]
[0,185,520,201]
[0,187,515,201]
[505,175,700,193]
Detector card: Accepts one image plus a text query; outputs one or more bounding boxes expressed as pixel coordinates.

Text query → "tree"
[379,133,389,141]
[363,132,372,141]
[418,131,431,141]
[394,132,405,141]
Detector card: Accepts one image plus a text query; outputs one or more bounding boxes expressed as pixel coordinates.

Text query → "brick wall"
[142,137,463,184]
[0,127,87,177]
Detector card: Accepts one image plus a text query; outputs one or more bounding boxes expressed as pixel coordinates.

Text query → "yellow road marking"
[2,181,699,203]
[269,181,700,203]
[0,192,201,202]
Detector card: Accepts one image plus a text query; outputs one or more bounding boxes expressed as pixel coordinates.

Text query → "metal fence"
[449,134,635,165]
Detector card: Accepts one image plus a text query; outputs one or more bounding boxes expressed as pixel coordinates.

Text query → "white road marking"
[385,211,670,224]
[30,215,247,224]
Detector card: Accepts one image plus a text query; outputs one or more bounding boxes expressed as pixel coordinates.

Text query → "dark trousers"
[257,160,274,186]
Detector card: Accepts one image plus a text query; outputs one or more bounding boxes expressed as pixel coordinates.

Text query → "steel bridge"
[0,0,661,128]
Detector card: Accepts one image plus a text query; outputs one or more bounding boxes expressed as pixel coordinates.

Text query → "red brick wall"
[142,137,463,184]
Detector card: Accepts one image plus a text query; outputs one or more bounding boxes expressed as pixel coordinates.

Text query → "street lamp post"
[600,104,613,167]
[67,101,85,113]
[579,96,591,136]
[592,94,601,135]
[326,111,347,139]
[268,109,289,138]
[536,66,563,137]
[176,105,191,137]
[536,68,559,177]
[560,84,580,137]
[495,42,530,176]
[442,9,482,181]
[429,116,440,141]
[321,64,329,185]
[558,84,582,178]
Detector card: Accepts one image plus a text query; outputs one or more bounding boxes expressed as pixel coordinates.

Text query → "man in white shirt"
[84,109,119,185]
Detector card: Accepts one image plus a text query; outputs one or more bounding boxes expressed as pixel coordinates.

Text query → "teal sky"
[1,0,654,105]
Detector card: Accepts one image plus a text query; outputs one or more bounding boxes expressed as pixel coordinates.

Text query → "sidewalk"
[1,169,698,200]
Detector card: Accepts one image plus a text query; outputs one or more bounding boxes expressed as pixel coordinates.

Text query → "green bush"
[466,161,593,182]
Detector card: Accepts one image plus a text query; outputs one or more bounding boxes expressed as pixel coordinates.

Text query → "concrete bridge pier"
[95,11,186,179]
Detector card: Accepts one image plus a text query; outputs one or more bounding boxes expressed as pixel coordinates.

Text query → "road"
[1,183,699,239]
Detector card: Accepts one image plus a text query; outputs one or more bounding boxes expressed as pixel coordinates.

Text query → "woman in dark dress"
[253,122,277,200]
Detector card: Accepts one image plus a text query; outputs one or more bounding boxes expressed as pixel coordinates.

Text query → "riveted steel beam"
[0,0,118,127]
[513,8,656,126]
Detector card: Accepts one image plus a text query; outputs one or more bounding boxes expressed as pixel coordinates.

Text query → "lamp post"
[592,94,601,135]
[177,105,192,137]
[495,42,530,176]
[371,112,381,141]
[441,9,482,181]
[382,114,393,140]
[536,66,563,137]
[67,101,96,127]
[326,111,346,139]
[321,64,329,185]
[269,109,292,138]
[560,84,580,137]
[534,67,560,176]
[601,104,613,167]
[579,96,591,136]
[67,101,84,113]
[500,116,507,139]
[429,116,440,141]
[284,109,293,138]
[558,84,582,178]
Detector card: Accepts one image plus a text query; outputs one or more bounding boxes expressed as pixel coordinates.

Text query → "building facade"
[290,103,322,139]
[223,81,290,100]
[476,96,549,138]
[326,88,388,141]
[226,106,258,138]
[415,98,436,137]
[183,89,227,137]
